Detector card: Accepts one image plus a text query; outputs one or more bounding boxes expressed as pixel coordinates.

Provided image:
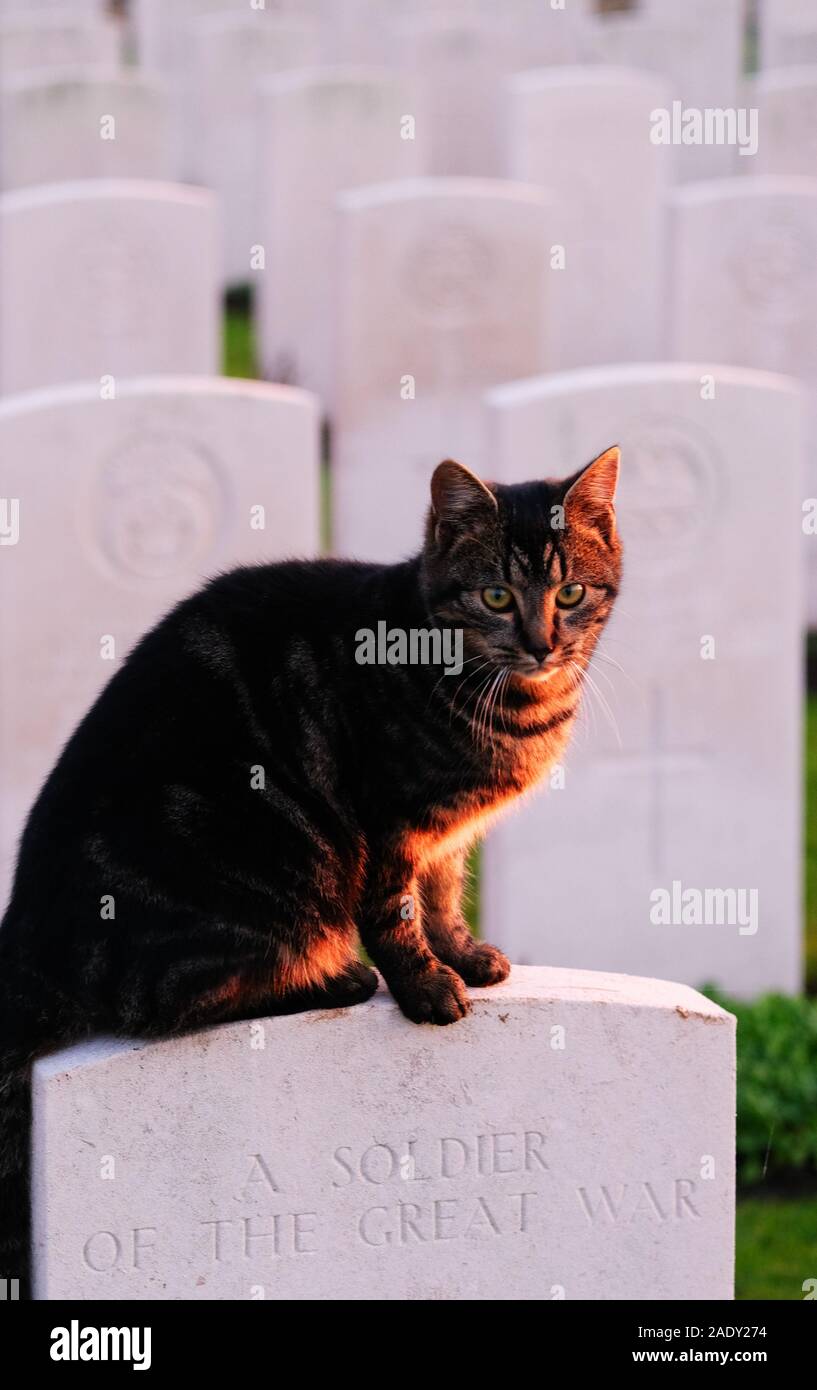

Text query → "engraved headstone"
[0,180,220,395]
[0,377,320,907]
[332,177,553,562]
[31,967,736,1300]
[257,68,427,401]
[187,12,323,284]
[0,70,173,191]
[481,364,803,997]
[0,12,119,74]
[669,176,817,625]
[507,66,670,369]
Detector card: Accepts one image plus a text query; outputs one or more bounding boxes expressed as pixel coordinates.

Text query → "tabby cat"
[0,449,621,1296]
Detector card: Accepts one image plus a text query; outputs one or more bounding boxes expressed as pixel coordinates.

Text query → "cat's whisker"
[590,650,641,696]
[485,668,507,749]
[470,669,499,745]
[474,669,500,748]
[448,660,496,725]
[432,653,491,715]
[570,658,622,749]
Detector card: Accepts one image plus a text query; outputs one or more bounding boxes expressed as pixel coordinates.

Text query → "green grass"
[736,1193,817,1300]
[806,695,817,991]
[223,296,258,380]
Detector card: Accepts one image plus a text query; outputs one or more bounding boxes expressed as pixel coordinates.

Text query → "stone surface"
[388,11,520,178]
[0,70,173,190]
[0,12,119,73]
[583,0,743,181]
[258,67,427,401]
[187,12,323,284]
[481,364,803,997]
[507,66,669,369]
[748,66,817,178]
[134,0,246,75]
[0,377,320,907]
[0,180,220,395]
[669,176,817,625]
[758,0,817,68]
[332,177,552,562]
[31,966,736,1301]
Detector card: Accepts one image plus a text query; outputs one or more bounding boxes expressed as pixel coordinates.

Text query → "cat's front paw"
[393,963,471,1026]
[456,942,511,987]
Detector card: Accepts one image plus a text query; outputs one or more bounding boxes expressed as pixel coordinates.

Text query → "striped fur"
[0,450,621,1295]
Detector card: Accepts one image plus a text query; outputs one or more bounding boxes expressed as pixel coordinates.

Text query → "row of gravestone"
[2,170,816,619]
[7,56,817,288]
[0,0,796,239]
[0,363,804,1002]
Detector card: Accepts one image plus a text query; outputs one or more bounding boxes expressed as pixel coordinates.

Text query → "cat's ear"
[563,446,619,537]
[430,460,497,543]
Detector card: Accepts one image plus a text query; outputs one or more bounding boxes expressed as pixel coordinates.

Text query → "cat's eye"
[555,582,585,609]
[481,585,514,612]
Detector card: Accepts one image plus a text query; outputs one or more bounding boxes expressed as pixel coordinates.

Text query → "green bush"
[706,988,817,1188]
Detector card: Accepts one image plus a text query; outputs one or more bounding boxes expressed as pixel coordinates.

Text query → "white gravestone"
[0,2,105,11]
[0,377,320,907]
[387,11,522,178]
[134,0,247,75]
[31,966,736,1301]
[332,177,553,563]
[0,70,173,191]
[0,180,220,396]
[583,0,744,181]
[0,12,119,74]
[258,68,428,401]
[507,66,670,369]
[187,12,323,285]
[748,67,817,179]
[481,364,803,998]
[759,0,817,69]
[133,0,272,179]
[669,176,817,625]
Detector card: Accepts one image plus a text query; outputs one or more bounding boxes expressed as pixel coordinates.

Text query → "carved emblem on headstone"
[404,221,494,326]
[95,436,224,580]
[617,416,719,575]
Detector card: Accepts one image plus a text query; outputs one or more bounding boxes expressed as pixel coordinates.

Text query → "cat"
[0,448,621,1297]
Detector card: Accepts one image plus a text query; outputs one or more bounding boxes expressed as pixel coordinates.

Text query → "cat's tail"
[0,948,81,1301]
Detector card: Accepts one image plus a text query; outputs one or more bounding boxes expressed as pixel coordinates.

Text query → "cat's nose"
[527,642,552,665]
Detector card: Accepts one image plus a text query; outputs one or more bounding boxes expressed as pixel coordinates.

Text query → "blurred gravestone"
[258,67,427,402]
[387,11,521,178]
[187,11,322,285]
[507,66,670,369]
[0,180,220,395]
[583,0,744,180]
[0,378,320,908]
[758,0,817,68]
[748,67,817,179]
[0,12,119,74]
[481,363,803,997]
[0,71,173,190]
[332,177,553,562]
[669,176,817,625]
